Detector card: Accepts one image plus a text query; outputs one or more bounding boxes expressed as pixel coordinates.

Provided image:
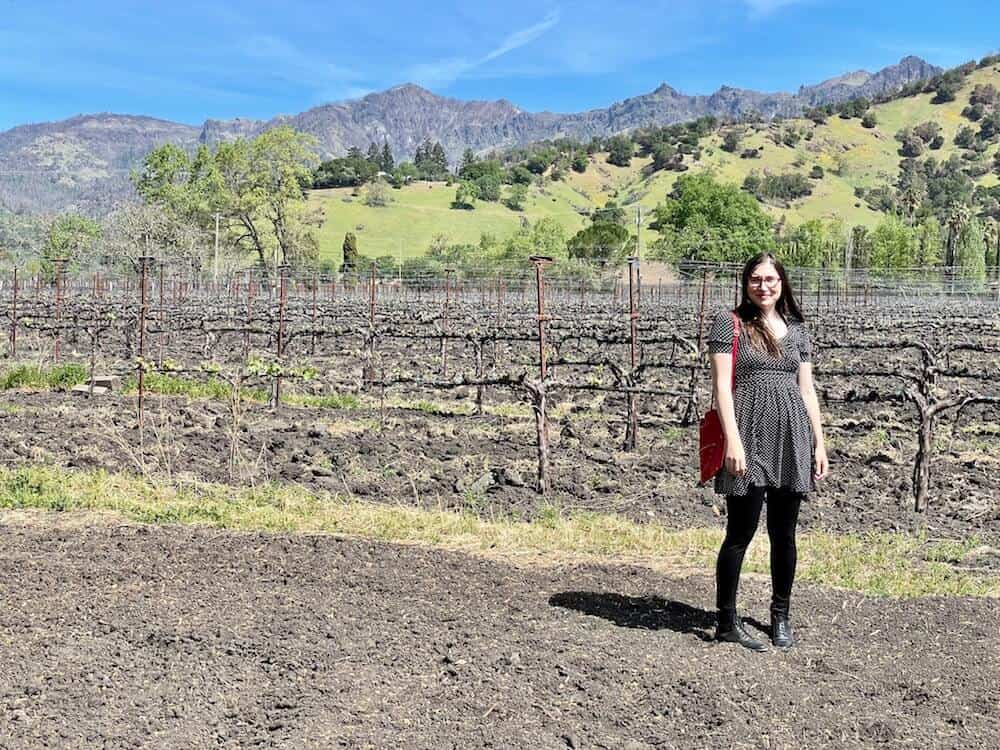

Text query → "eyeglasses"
[749,275,781,288]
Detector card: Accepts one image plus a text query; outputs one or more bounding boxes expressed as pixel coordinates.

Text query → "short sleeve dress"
[707,309,815,497]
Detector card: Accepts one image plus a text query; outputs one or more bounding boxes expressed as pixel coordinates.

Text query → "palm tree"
[945,203,970,267]
[984,218,1000,268]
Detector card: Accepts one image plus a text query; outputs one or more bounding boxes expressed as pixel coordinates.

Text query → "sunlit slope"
[309,181,589,262]
[310,64,1000,262]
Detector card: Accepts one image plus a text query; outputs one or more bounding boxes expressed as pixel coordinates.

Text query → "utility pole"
[635,206,642,261]
[635,205,643,299]
[213,212,221,284]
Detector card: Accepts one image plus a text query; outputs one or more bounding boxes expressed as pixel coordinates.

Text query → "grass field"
[309,66,1000,264]
[1,464,996,598]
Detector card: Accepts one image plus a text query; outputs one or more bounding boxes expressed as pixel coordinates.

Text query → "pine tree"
[341,232,359,272]
[430,142,448,175]
[459,148,477,177]
[415,138,433,171]
[366,142,380,166]
[380,141,394,173]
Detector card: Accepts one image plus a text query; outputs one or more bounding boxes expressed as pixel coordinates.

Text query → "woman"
[707,253,828,651]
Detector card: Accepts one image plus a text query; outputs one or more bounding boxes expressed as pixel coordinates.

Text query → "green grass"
[0,363,88,390]
[283,392,362,409]
[310,180,587,263]
[126,372,259,401]
[4,369,363,411]
[133,374,359,410]
[0,464,995,599]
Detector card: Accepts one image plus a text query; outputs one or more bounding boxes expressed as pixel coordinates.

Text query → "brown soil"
[0,389,996,546]
[0,512,996,749]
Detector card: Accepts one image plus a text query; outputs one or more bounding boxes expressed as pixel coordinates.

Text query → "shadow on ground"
[549,591,717,640]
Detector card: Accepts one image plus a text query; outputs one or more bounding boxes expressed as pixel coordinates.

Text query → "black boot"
[716,611,768,652]
[771,608,795,649]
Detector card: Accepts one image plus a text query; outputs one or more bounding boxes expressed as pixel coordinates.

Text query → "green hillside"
[309,64,1000,264]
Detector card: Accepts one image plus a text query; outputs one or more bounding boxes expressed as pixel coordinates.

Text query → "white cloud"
[406,10,560,88]
[481,11,560,63]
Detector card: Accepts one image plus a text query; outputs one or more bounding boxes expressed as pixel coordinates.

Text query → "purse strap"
[710,312,741,409]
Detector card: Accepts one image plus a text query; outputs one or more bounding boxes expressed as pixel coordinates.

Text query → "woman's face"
[747,260,782,311]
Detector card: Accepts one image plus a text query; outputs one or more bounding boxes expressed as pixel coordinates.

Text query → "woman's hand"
[813,444,829,481]
[724,439,747,477]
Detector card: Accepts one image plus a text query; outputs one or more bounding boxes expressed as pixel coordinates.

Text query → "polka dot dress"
[707,310,816,497]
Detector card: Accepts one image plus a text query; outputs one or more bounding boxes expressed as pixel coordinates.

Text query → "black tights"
[716,485,802,623]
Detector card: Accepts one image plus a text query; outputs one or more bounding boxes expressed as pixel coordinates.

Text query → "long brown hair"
[734,253,805,357]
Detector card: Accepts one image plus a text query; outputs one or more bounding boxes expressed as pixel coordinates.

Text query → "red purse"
[698,314,740,485]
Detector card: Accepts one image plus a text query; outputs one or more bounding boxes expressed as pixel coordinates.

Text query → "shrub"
[757,173,813,201]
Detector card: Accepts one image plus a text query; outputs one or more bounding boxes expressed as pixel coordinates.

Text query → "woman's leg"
[765,487,803,614]
[715,485,765,625]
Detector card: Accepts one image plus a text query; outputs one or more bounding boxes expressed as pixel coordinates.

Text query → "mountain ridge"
[0,55,943,214]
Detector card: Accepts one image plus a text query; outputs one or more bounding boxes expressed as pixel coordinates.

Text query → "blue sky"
[1,0,997,130]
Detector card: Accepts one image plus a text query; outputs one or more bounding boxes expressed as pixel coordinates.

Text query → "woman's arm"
[711,351,746,477]
[798,362,829,480]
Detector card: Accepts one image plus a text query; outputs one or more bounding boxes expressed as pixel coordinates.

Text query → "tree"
[567,222,631,262]
[650,173,774,262]
[459,148,477,177]
[380,141,394,173]
[366,141,381,165]
[341,232,359,272]
[945,203,971,267]
[453,180,479,209]
[363,178,393,207]
[954,126,977,149]
[391,161,418,186]
[475,174,501,202]
[915,216,944,267]
[606,136,633,167]
[313,154,378,187]
[970,83,998,106]
[0,211,45,266]
[525,150,555,174]
[956,217,987,280]
[592,200,626,225]
[430,142,448,174]
[99,203,206,273]
[509,165,534,185]
[984,219,1000,268]
[414,139,449,179]
[895,128,924,158]
[869,216,916,269]
[932,78,961,104]
[137,126,320,271]
[652,143,678,171]
[571,153,588,173]
[913,121,941,144]
[898,184,926,225]
[42,214,101,272]
[978,111,1000,140]
[721,129,742,153]
[249,127,321,268]
[755,173,813,201]
[504,183,528,211]
[861,111,878,129]
[784,220,827,267]
[498,216,567,262]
